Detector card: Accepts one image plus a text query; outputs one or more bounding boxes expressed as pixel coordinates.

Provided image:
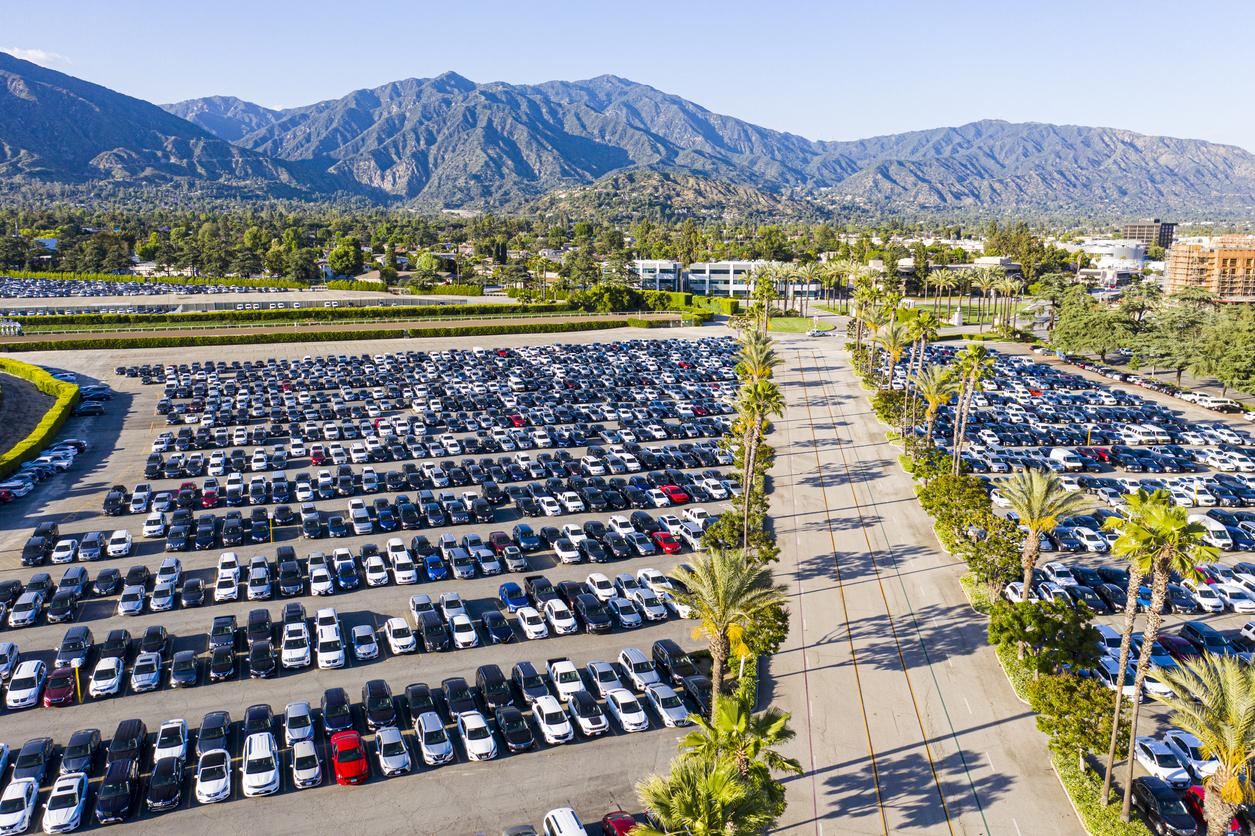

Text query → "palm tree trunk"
[1121,564,1170,821]
[951,379,975,477]
[1102,562,1146,803]
[925,409,939,448]
[710,630,730,701]
[1021,534,1041,593]
[741,418,762,550]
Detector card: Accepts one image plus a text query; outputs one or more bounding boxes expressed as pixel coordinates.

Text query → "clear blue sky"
[7,0,1255,150]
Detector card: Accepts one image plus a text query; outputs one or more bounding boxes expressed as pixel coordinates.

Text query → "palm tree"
[969,267,999,331]
[1099,490,1217,819]
[749,265,777,332]
[735,330,782,384]
[794,263,820,318]
[1149,656,1255,836]
[669,550,788,700]
[861,305,891,382]
[635,756,775,836]
[911,365,959,448]
[827,257,861,312]
[949,344,994,476]
[872,321,910,392]
[902,312,941,435]
[679,695,803,812]
[736,379,785,549]
[999,470,1089,593]
[930,269,958,321]
[995,274,1021,330]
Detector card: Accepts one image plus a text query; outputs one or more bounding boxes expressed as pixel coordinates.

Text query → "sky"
[6,0,1255,150]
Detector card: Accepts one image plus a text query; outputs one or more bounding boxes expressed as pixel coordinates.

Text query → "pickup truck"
[524,574,559,608]
[546,657,585,701]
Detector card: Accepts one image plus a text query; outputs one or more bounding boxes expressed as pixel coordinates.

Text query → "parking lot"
[0,326,739,834]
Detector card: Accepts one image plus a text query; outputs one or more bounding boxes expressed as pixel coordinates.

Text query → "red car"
[43,668,77,707]
[331,731,370,785]
[488,531,512,554]
[312,449,330,466]
[0,489,13,504]
[1157,634,1202,664]
[651,532,681,555]
[1183,786,1240,834]
[508,415,525,428]
[659,485,689,504]
[602,811,638,836]
[202,486,220,508]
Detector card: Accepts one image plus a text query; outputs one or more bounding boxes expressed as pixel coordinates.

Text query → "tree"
[264,242,287,276]
[230,248,263,279]
[286,248,320,282]
[327,242,364,278]
[988,598,1101,675]
[634,756,775,836]
[911,364,959,448]
[736,379,784,550]
[1151,656,1255,836]
[954,510,1023,600]
[872,322,910,392]
[949,344,994,475]
[668,550,788,702]
[1029,673,1131,772]
[678,695,802,814]
[998,470,1089,594]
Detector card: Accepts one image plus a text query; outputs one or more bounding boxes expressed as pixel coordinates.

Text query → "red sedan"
[602,811,638,836]
[659,485,689,504]
[508,415,525,428]
[331,731,370,785]
[1157,634,1202,663]
[43,668,77,707]
[1183,787,1240,834]
[651,532,681,555]
[202,486,219,508]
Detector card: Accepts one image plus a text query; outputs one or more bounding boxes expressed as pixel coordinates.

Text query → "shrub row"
[626,318,671,329]
[326,280,386,292]
[16,303,570,328]
[2,269,303,290]
[1051,752,1151,836]
[0,319,654,353]
[406,285,484,297]
[690,295,741,315]
[0,358,80,480]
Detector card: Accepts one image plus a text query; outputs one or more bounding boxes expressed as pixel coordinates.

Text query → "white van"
[1188,514,1234,551]
[1048,448,1084,472]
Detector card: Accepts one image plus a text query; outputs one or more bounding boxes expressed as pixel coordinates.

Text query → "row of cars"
[0,276,298,300]
[0,439,87,509]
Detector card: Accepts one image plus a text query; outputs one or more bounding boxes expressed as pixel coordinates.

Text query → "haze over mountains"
[3,51,1254,215]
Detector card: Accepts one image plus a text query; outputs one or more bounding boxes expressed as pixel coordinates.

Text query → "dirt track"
[0,313,680,344]
[0,373,55,455]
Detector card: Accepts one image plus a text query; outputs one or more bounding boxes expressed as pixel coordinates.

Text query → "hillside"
[4,53,1255,216]
[0,52,350,200]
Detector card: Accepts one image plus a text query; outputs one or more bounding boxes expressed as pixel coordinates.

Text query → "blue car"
[482,611,515,644]
[1225,526,1255,552]
[498,582,527,612]
[423,554,448,581]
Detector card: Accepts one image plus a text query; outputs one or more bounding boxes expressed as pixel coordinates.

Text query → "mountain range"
[3,50,1254,216]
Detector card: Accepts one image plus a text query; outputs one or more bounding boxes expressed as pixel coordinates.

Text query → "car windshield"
[151,766,179,787]
[381,738,406,756]
[319,639,342,653]
[200,759,227,781]
[1153,751,1181,768]
[48,790,79,810]
[392,625,411,638]
[10,676,36,691]
[632,661,653,674]
[367,695,390,711]
[423,728,447,745]
[336,745,362,763]
[1160,796,1189,816]
[173,658,194,672]
[158,729,182,747]
[619,698,642,713]
[466,725,489,740]
[543,711,565,725]
[98,780,127,798]
[245,754,275,773]
[326,701,349,718]
[65,742,91,758]
[294,753,318,770]
[660,694,684,709]
[0,796,27,813]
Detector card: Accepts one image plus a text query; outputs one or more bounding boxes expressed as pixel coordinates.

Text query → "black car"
[46,590,78,623]
[653,639,699,684]
[0,579,23,608]
[180,578,205,608]
[146,757,183,812]
[475,664,514,711]
[441,676,477,720]
[140,625,169,660]
[93,569,121,596]
[1096,565,1130,589]
[419,611,450,652]
[282,601,306,626]
[124,565,150,589]
[322,688,355,734]
[208,646,236,682]
[574,593,613,633]
[482,611,515,644]
[1131,776,1197,835]
[169,650,199,688]
[209,615,237,651]
[105,719,147,770]
[94,758,140,824]
[248,641,277,679]
[1064,585,1111,615]
[511,661,548,707]
[1092,583,1128,612]
[494,706,536,752]
[362,679,397,731]
[165,525,191,551]
[682,675,713,716]
[243,703,274,736]
[403,683,437,727]
[196,712,231,759]
[272,505,295,526]
[12,737,55,783]
[100,629,132,663]
[60,729,101,776]
[246,609,272,646]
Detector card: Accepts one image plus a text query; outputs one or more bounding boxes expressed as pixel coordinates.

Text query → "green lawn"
[907,300,1030,325]
[768,317,834,333]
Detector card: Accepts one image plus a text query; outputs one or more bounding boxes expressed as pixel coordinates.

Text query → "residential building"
[1122,219,1176,249]
[1164,235,1255,300]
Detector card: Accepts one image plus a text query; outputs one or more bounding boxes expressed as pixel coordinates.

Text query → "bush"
[1051,753,1151,836]
[405,285,484,297]
[691,296,740,315]
[0,320,638,352]
[627,318,672,329]
[0,358,80,479]
[326,280,387,292]
[959,573,992,615]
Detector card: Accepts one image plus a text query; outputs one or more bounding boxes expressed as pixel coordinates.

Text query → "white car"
[40,773,87,834]
[1216,584,1255,613]
[557,492,585,514]
[440,592,467,621]
[143,512,167,538]
[631,588,668,621]
[608,515,635,537]
[605,688,650,732]
[316,626,346,669]
[241,732,281,797]
[106,530,132,557]
[516,606,549,639]
[194,750,232,804]
[646,683,692,727]
[456,711,498,761]
[618,647,662,690]
[214,574,238,603]
[310,567,334,596]
[364,556,390,587]
[549,659,584,701]
[661,590,694,619]
[217,553,241,583]
[586,573,615,601]
[1162,729,1219,781]
[646,488,670,508]
[539,496,562,516]
[284,701,316,746]
[377,617,414,654]
[1132,737,1191,791]
[351,624,379,660]
[554,539,581,564]
[291,739,322,789]
[450,614,480,649]
[416,711,454,765]
[5,660,46,709]
[544,600,578,635]
[50,540,78,564]
[375,726,412,777]
[156,556,182,586]
[88,656,124,698]
[281,623,312,669]
[0,778,38,834]
[150,582,175,612]
[636,567,669,594]
[579,663,617,704]
[154,719,189,763]
[531,695,575,744]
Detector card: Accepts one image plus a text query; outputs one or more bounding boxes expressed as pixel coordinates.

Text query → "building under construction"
[1164,235,1255,300]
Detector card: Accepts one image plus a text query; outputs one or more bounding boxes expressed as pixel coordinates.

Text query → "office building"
[1122,219,1176,249]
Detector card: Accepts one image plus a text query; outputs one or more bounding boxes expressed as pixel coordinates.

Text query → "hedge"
[326,280,387,292]
[627,318,672,329]
[407,285,483,297]
[0,319,663,352]
[16,303,571,328]
[691,295,741,315]
[1051,752,1153,836]
[3,269,303,290]
[670,307,715,323]
[0,358,80,479]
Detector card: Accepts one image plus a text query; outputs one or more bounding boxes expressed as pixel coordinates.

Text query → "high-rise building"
[1164,235,1255,300]
[1122,219,1176,249]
